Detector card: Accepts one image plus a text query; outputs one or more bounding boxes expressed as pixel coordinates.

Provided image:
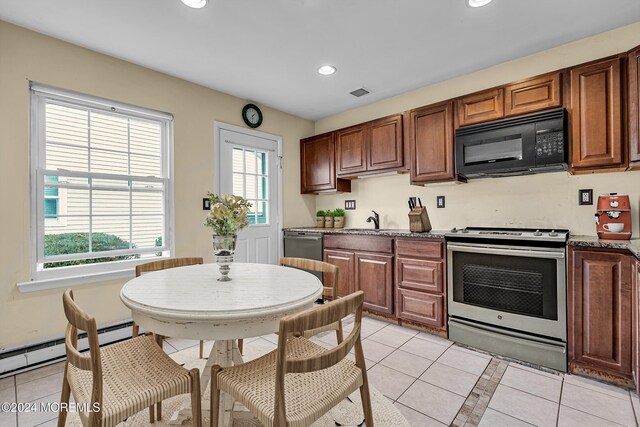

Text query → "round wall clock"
[242,104,263,128]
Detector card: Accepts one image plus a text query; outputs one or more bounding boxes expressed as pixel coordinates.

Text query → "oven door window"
[451,251,558,320]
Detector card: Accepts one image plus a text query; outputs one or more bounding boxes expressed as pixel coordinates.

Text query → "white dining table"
[120,262,323,425]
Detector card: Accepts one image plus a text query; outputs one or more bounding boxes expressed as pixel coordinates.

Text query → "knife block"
[408,207,432,233]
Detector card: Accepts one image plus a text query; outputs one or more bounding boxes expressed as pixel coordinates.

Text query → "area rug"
[64,342,409,426]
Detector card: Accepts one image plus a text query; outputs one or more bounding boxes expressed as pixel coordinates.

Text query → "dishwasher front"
[283,231,324,283]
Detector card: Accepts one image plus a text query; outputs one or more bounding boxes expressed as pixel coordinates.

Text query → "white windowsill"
[17,268,137,293]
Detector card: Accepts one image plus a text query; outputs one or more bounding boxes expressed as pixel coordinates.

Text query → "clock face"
[242,104,263,128]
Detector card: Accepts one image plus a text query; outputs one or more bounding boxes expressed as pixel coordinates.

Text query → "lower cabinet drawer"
[396,288,444,328]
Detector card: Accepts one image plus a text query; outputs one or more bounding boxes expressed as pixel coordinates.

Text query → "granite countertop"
[568,235,640,258]
[283,227,448,239]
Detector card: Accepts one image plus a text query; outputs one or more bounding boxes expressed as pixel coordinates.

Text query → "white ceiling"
[1,0,639,120]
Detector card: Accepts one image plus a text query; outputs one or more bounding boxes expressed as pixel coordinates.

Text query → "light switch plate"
[579,189,593,206]
[345,200,356,210]
[203,198,211,210]
[437,196,445,208]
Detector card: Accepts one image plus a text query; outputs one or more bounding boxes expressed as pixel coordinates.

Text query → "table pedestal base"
[169,339,244,426]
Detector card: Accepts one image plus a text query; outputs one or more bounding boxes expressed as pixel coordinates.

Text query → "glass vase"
[212,235,237,281]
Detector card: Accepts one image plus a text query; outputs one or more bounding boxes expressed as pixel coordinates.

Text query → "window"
[29,84,173,281]
[232,147,269,225]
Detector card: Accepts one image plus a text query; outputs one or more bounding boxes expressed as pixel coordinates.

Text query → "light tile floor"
[1,316,639,426]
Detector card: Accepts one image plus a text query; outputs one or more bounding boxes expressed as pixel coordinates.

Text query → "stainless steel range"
[445,227,569,371]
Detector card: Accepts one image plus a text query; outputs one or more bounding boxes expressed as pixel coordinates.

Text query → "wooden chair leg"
[157,401,162,421]
[56,369,71,427]
[359,378,374,426]
[238,339,244,355]
[336,321,344,344]
[199,340,204,359]
[132,322,139,338]
[190,369,202,427]
[210,365,222,427]
[149,404,155,423]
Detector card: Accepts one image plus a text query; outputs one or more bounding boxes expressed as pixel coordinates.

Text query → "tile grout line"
[629,391,640,426]
[489,408,537,427]
[393,339,469,423]
[13,376,18,427]
[394,401,448,427]
[555,377,564,427]
[498,383,561,404]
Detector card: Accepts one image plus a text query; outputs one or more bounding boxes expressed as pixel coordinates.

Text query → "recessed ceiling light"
[468,0,493,7]
[181,0,207,9]
[317,65,337,76]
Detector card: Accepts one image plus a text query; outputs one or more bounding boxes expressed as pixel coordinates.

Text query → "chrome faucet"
[366,210,380,230]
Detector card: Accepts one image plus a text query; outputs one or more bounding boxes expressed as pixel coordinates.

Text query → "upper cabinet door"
[300,133,336,193]
[367,114,405,172]
[569,57,624,169]
[409,101,455,184]
[629,45,640,166]
[336,125,367,177]
[504,72,562,117]
[457,88,505,126]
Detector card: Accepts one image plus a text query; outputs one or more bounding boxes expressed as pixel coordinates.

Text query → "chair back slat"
[64,324,92,371]
[277,291,364,373]
[62,289,104,416]
[279,257,338,299]
[286,323,361,373]
[135,257,203,277]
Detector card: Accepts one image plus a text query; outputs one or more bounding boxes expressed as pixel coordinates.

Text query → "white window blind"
[30,84,173,279]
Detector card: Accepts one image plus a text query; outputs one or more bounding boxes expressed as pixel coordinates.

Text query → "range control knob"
[533,230,543,236]
[549,230,558,237]
[450,227,458,233]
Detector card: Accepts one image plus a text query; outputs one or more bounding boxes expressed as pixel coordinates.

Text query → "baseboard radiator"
[0,320,134,378]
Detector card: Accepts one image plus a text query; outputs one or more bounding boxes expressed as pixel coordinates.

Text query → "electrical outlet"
[437,196,445,208]
[579,189,593,206]
[345,200,356,210]
[203,198,211,210]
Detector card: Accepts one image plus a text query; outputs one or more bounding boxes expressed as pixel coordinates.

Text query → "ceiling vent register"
[349,88,371,98]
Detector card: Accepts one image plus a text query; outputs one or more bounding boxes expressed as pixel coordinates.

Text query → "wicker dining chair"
[210,290,373,427]
[133,257,209,358]
[279,257,344,343]
[57,289,202,427]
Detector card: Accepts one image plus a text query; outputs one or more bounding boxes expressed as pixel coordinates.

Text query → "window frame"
[27,83,175,286]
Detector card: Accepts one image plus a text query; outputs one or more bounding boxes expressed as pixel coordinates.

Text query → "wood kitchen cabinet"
[368,114,405,172]
[356,253,394,314]
[408,100,456,184]
[633,258,640,394]
[336,114,405,178]
[456,88,504,126]
[629,45,640,168]
[323,234,394,315]
[395,239,446,330]
[569,248,632,378]
[456,72,562,127]
[300,132,351,194]
[504,72,562,117]
[323,249,356,298]
[336,125,367,176]
[568,56,625,170]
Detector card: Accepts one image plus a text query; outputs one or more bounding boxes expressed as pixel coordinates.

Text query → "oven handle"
[447,243,565,259]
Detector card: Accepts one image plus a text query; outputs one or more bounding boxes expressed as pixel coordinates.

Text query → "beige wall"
[0,21,315,348]
[315,22,640,237]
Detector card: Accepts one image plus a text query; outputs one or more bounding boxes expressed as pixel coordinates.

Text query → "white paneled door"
[217,123,282,264]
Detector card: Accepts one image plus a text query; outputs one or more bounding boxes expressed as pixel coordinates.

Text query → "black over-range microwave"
[455,108,567,179]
